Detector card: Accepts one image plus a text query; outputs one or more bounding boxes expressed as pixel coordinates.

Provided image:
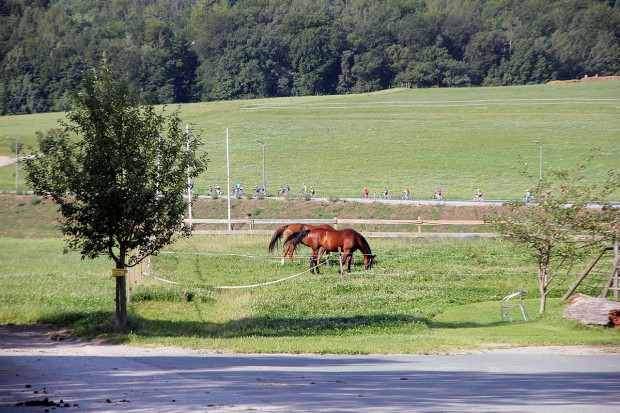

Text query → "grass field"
[1,230,618,354]
[1,81,619,354]
[1,81,619,200]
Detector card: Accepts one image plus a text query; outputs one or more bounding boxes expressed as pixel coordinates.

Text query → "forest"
[1,0,619,115]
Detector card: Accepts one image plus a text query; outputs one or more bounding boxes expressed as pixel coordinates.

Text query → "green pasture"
[1,235,617,354]
[1,82,619,200]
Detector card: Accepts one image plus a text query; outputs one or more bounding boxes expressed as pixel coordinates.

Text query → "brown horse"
[284,228,375,274]
[268,223,334,264]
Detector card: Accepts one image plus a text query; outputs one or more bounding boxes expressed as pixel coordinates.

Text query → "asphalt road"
[1,325,619,413]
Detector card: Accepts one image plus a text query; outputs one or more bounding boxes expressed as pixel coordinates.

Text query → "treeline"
[1,0,619,115]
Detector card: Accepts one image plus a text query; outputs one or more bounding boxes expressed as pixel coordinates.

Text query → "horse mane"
[283,229,310,251]
[268,225,289,253]
[355,230,372,256]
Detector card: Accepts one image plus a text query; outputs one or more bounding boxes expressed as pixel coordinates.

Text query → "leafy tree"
[486,151,619,315]
[289,14,343,95]
[25,63,208,327]
[1,0,620,113]
[487,38,556,85]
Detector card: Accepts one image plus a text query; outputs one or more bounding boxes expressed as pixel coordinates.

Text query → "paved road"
[197,195,620,208]
[1,326,619,413]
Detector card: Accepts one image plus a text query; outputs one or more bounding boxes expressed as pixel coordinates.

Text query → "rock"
[563,293,620,327]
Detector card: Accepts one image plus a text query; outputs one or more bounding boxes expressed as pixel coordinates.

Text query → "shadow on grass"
[37,309,509,342]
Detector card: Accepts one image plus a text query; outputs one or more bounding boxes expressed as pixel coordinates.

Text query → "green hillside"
[1,81,619,200]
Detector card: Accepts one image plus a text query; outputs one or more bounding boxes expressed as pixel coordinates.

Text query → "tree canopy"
[1,0,619,115]
[486,151,620,315]
[25,63,208,326]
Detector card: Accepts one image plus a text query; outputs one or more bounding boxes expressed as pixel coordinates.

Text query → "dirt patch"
[0,323,78,350]
[193,198,506,221]
[1,324,618,355]
[1,194,509,236]
[547,75,620,84]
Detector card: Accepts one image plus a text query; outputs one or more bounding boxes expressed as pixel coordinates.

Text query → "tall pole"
[256,140,265,195]
[5,137,18,192]
[534,140,542,182]
[226,128,231,232]
[186,125,192,228]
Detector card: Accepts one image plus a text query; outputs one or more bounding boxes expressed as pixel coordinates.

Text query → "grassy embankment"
[1,81,619,200]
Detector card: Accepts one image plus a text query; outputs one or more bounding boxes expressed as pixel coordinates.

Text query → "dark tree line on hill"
[1,0,619,115]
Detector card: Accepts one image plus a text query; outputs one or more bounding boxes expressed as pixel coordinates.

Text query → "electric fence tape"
[142,258,326,289]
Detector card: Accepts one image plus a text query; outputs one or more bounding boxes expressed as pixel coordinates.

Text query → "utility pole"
[5,137,18,192]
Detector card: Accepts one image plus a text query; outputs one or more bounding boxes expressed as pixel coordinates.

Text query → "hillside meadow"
[0,194,619,353]
[1,81,619,200]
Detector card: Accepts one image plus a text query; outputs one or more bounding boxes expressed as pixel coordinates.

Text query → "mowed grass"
[1,235,618,354]
[1,81,619,200]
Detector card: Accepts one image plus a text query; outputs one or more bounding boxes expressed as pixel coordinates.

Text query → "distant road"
[198,194,507,207]
[198,195,620,208]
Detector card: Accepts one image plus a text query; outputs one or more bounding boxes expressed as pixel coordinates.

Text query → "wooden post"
[417,216,422,237]
[601,241,620,300]
[562,246,612,300]
[334,217,338,230]
[338,247,344,285]
[614,241,619,301]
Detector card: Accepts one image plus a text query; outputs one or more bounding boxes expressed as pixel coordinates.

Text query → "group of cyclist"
[363,186,486,201]
[524,188,551,204]
[364,186,445,200]
[206,182,488,201]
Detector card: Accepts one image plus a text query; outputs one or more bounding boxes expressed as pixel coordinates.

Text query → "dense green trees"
[1,0,619,115]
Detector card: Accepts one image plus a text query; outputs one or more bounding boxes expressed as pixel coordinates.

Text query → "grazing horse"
[268,223,334,264]
[284,228,375,274]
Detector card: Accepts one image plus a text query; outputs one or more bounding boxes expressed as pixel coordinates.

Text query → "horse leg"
[317,247,326,266]
[312,249,321,274]
[344,252,353,273]
[280,244,288,265]
[287,242,295,264]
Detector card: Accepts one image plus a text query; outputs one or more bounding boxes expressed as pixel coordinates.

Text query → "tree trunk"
[538,263,548,315]
[115,246,128,328]
[115,243,127,329]
[115,271,127,327]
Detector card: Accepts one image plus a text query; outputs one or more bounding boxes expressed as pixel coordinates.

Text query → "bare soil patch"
[1,323,617,356]
[547,75,620,84]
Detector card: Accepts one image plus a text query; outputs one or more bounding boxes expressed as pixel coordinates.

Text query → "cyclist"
[363,188,369,198]
[434,187,443,200]
[474,188,483,201]
[401,187,411,200]
[381,187,389,199]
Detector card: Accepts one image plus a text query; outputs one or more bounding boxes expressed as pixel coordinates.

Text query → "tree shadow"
[37,309,509,341]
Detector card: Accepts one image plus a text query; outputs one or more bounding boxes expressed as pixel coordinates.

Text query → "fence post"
[338,247,344,285]
[417,216,422,237]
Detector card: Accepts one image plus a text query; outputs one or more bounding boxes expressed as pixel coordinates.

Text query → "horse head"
[363,254,375,270]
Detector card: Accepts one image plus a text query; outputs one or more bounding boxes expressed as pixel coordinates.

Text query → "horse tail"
[284,230,310,251]
[268,225,289,253]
